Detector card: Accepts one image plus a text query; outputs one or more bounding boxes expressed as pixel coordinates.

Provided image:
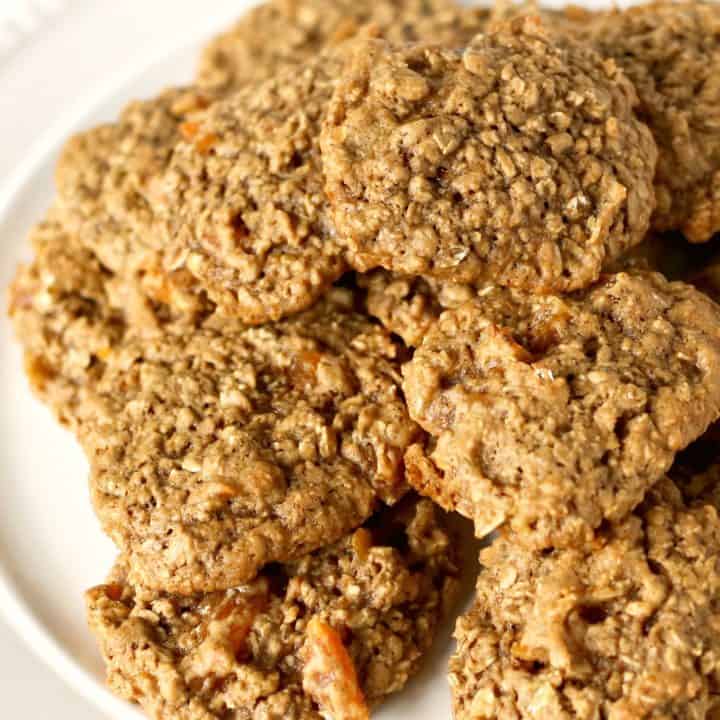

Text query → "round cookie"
[86,497,460,720]
[160,52,348,323]
[578,1,720,243]
[7,216,124,429]
[55,86,214,318]
[321,19,657,291]
[449,478,720,720]
[7,215,213,430]
[403,271,720,548]
[81,288,422,594]
[195,0,489,92]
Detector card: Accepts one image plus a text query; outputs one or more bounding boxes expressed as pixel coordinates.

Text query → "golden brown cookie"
[81,288,422,594]
[578,1,720,243]
[160,53,348,323]
[86,498,459,720]
[196,0,489,92]
[449,478,720,720]
[7,216,211,429]
[55,87,215,310]
[7,217,124,429]
[403,271,720,548]
[321,19,657,291]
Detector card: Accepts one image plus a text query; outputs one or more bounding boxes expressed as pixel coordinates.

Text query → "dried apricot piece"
[302,616,369,720]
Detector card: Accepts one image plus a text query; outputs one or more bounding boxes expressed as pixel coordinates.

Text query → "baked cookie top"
[321,19,657,291]
[579,1,720,242]
[55,87,214,288]
[195,0,488,92]
[81,288,422,594]
[86,497,459,720]
[7,217,124,429]
[7,216,214,430]
[402,271,720,548]
[489,0,596,29]
[160,53,348,324]
[449,478,720,720]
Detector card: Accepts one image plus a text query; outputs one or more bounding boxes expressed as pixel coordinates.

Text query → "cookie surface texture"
[196,0,488,92]
[82,289,421,594]
[8,217,125,429]
[56,87,212,275]
[449,478,720,720]
[321,20,657,291]
[360,270,483,347]
[86,498,459,720]
[403,271,720,547]
[161,53,349,323]
[581,1,720,242]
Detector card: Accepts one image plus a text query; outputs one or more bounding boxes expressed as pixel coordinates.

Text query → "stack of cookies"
[8,0,720,718]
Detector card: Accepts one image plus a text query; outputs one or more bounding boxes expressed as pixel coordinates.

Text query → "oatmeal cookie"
[578,1,720,242]
[7,214,212,429]
[81,289,421,594]
[7,216,124,429]
[196,0,489,92]
[449,478,720,720]
[403,271,720,547]
[159,53,348,323]
[86,497,459,720]
[55,86,215,318]
[321,19,657,291]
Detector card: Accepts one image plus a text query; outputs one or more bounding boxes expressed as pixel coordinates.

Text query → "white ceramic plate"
[0,1,618,717]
